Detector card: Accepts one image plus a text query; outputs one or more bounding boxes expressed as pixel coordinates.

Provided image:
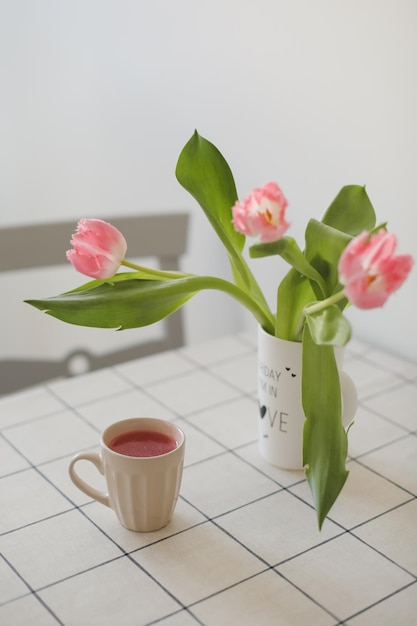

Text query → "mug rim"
[101,417,185,459]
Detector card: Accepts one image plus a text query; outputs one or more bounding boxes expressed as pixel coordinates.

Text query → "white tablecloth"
[1,332,416,625]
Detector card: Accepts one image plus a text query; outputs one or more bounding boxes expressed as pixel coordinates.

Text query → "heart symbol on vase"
[259,404,267,418]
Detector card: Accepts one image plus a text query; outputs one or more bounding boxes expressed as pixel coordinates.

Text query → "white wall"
[1,0,416,362]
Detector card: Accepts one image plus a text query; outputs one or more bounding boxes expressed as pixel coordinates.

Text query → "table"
[1,331,416,625]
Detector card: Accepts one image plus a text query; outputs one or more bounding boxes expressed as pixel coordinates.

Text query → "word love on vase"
[257,326,357,470]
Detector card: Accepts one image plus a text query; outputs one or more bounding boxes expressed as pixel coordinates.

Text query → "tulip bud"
[232,181,290,243]
[66,219,127,279]
[338,230,413,309]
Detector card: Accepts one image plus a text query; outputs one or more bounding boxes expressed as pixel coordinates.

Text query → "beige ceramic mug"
[68,417,185,532]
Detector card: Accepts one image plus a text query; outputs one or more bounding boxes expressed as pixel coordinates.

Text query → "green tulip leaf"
[249,236,327,298]
[304,304,351,346]
[304,219,352,299]
[176,130,243,253]
[276,269,316,341]
[26,272,275,333]
[302,326,349,529]
[175,130,273,330]
[321,185,376,235]
[26,277,196,329]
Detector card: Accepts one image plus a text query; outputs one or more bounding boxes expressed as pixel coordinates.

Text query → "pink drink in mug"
[108,430,178,457]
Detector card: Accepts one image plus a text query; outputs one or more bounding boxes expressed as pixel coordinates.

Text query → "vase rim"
[258,325,301,345]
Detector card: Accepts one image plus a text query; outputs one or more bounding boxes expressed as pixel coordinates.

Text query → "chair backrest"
[0,213,189,395]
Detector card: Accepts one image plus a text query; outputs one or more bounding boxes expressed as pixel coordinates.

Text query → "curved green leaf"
[305,304,351,346]
[302,326,349,529]
[321,185,376,235]
[26,278,195,329]
[26,274,275,332]
[305,219,351,298]
[250,236,327,297]
[175,130,273,328]
[175,130,243,254]
[276,269,316,341]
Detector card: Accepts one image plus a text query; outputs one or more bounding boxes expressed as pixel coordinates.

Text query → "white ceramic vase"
[257,325,357,470]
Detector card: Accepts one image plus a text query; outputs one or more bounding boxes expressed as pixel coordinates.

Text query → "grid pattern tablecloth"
[1,331,416,625]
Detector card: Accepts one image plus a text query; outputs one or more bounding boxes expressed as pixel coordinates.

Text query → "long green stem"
[303,290,347,316]
[121,259,189,280]
[218,231,272,316]
[123,256,275,332]
[195,275,275,333]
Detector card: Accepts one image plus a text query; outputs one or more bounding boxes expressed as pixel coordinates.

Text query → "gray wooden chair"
[0,213,189,395]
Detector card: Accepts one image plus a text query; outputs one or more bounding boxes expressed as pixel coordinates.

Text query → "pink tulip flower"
[232,182,290,242]
[66,219,127,279]
[338,230,413,309]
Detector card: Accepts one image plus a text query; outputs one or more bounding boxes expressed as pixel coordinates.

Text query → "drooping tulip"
[66,219,127,279]
[232,181,290,243]
[338,230,413,309]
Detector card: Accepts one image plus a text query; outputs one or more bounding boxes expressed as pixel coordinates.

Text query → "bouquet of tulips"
[27,131,413,527]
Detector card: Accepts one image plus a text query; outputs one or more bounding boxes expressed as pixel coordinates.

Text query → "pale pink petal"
[66,219,127,279]
[338,230,413,309]
[232,182,290,242]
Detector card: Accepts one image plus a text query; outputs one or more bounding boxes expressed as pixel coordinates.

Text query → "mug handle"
[68,451,110,507]
[340,371,358,428]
